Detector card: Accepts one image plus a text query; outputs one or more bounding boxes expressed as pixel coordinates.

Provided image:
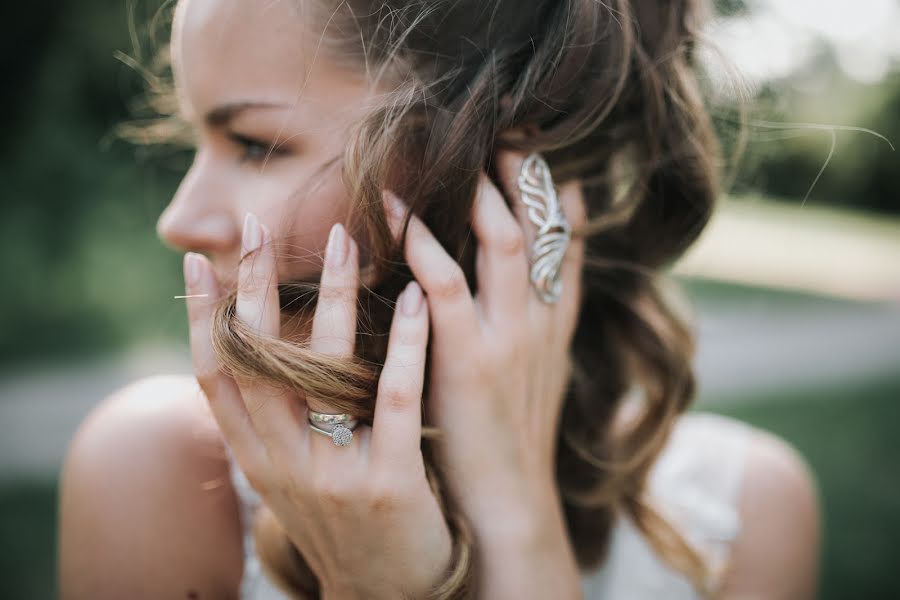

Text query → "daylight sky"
[705,0,900,85]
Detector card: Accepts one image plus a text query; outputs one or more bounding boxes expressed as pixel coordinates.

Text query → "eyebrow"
[204,101,290,128]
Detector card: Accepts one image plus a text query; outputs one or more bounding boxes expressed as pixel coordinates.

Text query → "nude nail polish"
[184,253,200,287]
[242,213,261,255]
[400,281,423,315]
[327,222,349,267]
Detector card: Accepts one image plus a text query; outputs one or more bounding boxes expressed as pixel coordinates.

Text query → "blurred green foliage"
[1,1,185,367]
[713,0,748,18]
[727,68,900,215]
[0,480,57,599]
[705,374,900,600]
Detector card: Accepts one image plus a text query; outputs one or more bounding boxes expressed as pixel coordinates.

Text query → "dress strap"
[644,411,754,590]
[581,411,754,599]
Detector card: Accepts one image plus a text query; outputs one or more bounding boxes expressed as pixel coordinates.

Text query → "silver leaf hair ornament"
[516,153,572,304]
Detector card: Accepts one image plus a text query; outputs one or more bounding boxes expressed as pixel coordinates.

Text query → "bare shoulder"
[58,375,243,599]
[713,416,821,600]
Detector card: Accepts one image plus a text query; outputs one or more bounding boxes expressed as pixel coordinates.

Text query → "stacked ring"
[307,410,359,447]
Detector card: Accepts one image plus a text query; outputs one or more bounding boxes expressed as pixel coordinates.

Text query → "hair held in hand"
[131,0,724,597]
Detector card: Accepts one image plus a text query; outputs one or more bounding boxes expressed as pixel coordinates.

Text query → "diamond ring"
[308,421,356,447]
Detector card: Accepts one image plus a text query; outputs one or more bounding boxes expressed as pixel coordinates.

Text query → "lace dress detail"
[225,411,753,599]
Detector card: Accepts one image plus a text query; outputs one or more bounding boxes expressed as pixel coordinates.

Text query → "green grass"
[676,274,868,311]
[702,373,900,600]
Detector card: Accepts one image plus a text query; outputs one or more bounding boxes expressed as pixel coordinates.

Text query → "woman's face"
[157,0,380,292]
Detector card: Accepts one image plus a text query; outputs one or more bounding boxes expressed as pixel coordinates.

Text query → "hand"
[183,214,452,600]
[385,150,586,526]
[384,150,587,597]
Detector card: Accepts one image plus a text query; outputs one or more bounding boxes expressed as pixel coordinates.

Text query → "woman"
[58,0,820,598]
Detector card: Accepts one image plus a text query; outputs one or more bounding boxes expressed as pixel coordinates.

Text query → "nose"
[156,160,239,255]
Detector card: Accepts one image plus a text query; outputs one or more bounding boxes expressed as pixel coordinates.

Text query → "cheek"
[273,167,353,281]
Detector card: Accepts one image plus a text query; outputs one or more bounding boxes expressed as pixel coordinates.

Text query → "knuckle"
[392,320,426,347]
[317,282,355,305]
[431,266,468,299]
[313,472,353,510]
[471,346,505,378]
[238,259,265,294]
[237,275,255,298]
[492,225,526,256]
[378,379,414,412]
[270,456,305,497]
[242,466,271,497]
[366,473,403,513]
[493,334,523,366]
[496,343,520,369]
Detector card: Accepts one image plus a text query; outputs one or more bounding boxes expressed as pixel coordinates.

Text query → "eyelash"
[227,133,287,164]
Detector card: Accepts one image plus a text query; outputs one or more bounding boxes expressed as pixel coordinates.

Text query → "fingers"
[370,281,428,469]
[234,213,306,457]
[484,149,587,356]
[307,221,360,417]
[494,150,536,254]
[183,251,267,474]
[305,221,370,462]
[554,179,588,327]
[237,213,280,337]
[383,191,480,346]
[470,170,531,327]
[495,150,585,314]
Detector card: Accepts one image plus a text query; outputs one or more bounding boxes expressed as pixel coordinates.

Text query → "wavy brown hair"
[125,0,725,597]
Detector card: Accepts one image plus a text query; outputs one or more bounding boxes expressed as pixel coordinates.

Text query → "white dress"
[226,411,753,599]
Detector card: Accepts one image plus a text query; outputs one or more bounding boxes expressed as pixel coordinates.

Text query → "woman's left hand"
[384,150,588,596]
[183,216,453,600]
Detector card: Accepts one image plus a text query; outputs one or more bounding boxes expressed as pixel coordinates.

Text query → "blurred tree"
[0,3,65,154]
[713,0,748,18]
[731,65,899,215]
[0,0,183,366]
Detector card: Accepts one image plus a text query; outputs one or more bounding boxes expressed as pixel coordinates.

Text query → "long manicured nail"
[184,252,201,287]
[384,192,410,242]
[327,222,349,267]
[242,212,261,256]
[384,191,407,222]
[400,281,423,315]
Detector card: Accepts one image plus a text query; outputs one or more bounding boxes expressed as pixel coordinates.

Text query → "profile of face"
[157,0,384,294]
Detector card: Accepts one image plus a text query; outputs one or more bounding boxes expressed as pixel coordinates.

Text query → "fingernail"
[242,212,261,256]
[384,190,407,223]
[399,281,423,315]
[184,252,201,287]
[327,222,349,267]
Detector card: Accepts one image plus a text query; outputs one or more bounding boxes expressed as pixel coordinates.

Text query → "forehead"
[172,0,369,120]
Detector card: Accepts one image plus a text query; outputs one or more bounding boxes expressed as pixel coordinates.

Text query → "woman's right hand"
[183,212,453,599]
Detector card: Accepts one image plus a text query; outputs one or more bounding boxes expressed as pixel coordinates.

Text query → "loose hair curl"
[127,0,725,597]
